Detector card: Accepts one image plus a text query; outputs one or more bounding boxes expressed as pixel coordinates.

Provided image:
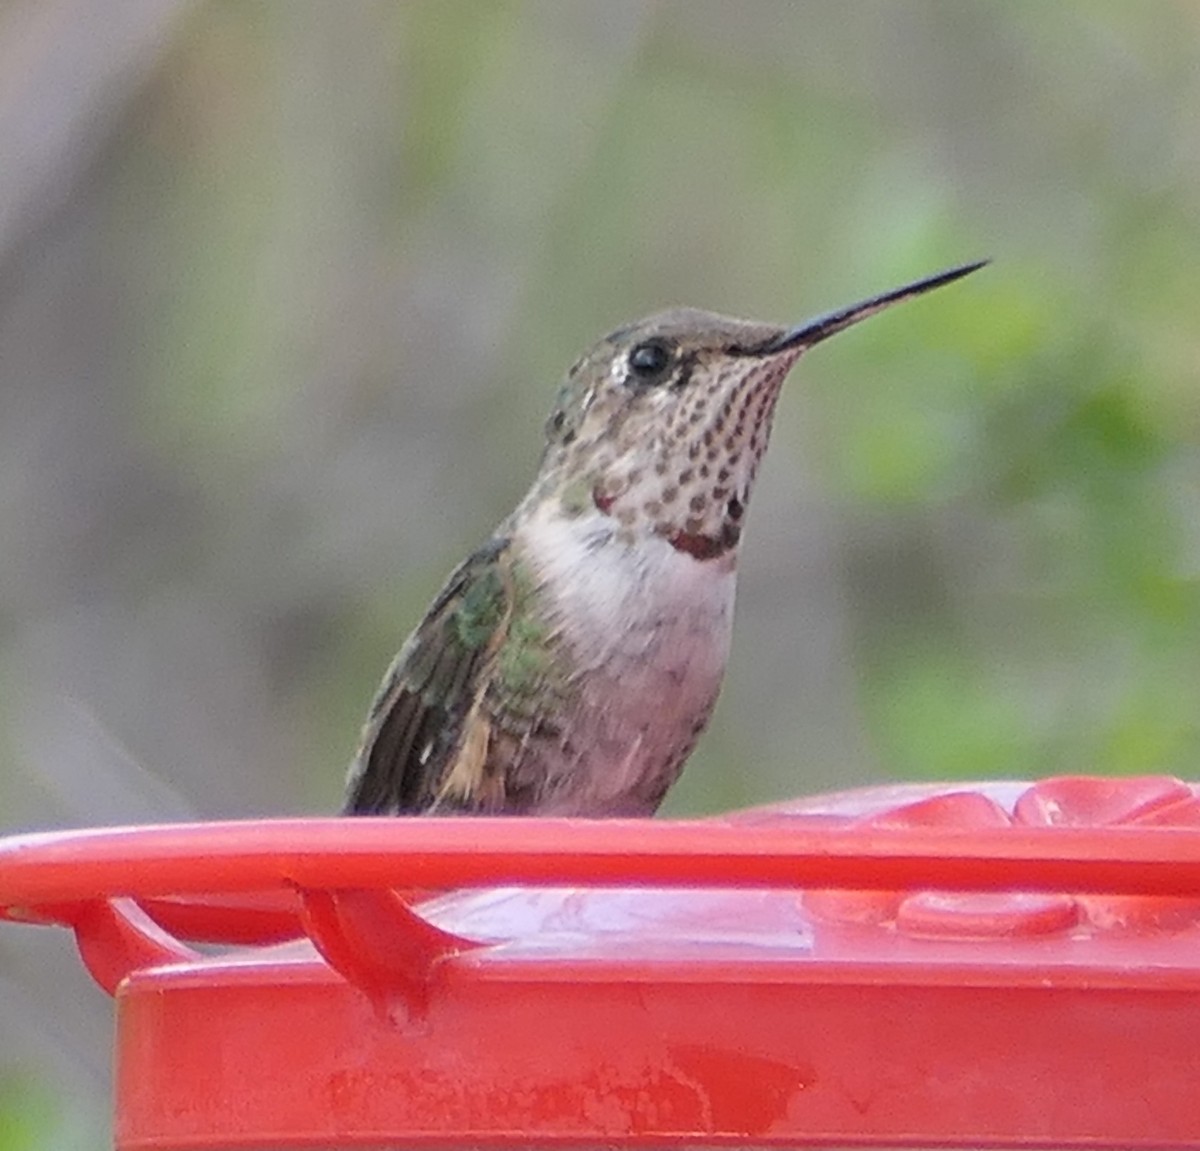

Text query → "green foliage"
[837,265,1200,780]
[0,1076,71,1151]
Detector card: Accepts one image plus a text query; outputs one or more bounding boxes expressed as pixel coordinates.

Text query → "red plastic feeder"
[3,776,1200,1149]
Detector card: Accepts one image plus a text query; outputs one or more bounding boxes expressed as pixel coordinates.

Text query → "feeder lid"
[3,775,1200,1149]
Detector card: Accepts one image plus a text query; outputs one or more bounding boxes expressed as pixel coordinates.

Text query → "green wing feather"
[343,537,514,815]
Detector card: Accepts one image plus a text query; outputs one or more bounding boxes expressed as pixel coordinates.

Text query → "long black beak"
[750,259,988,356]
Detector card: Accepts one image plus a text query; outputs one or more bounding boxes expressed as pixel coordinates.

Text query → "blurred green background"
[1,0,1199,1142]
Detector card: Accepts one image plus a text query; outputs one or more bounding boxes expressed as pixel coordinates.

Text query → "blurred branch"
[0,0,194,303]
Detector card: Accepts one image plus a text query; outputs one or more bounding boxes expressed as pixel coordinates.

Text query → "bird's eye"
[627,339,673,382]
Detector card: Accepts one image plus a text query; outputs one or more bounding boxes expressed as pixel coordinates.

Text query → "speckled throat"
[592,351,801,559]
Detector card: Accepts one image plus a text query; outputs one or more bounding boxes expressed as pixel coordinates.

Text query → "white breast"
[517,500,737,810]
[521,501,737,671]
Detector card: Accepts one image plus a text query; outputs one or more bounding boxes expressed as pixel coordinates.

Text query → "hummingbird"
[344,260,985,817]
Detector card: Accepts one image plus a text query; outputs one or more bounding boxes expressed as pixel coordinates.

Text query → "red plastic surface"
[2,776,1200,1149]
